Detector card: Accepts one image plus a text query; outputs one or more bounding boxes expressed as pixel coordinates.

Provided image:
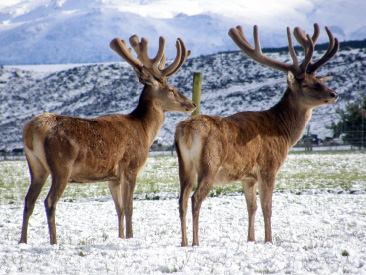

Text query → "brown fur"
[19,53,196,245]
[175,51,339,246]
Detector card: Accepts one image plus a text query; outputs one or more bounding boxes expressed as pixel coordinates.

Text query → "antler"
[228,25,314,79]
[292,23,339,74]
[110,35,191,82]
[110,38,143,69]
[229,24,338,78]
[307,26,339,74]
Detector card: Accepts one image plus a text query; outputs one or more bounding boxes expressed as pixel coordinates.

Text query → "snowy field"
[0,152,365,274]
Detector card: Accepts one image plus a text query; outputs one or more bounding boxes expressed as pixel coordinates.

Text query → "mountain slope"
[1,47,365,149]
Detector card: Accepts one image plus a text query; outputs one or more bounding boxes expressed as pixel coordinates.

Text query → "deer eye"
[302,84,308,88]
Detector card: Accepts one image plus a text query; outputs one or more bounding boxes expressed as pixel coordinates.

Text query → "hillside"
[1,47,366,149]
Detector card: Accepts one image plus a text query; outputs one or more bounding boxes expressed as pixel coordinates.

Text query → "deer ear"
[317,76,332,83]
[287,71,296,87]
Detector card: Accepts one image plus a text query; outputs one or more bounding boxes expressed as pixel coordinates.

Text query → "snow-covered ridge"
[0,0,366,64]
[1,48,365,149]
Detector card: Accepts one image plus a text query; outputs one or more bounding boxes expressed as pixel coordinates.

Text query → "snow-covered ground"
[1,193,365,274]
[0,152,365,274]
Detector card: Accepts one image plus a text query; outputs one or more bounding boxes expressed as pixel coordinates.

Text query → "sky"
[1,0,365,38]
[1,0,364,27]
[0,0,365,65]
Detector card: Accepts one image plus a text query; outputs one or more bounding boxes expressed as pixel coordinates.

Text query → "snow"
[1,193,365,274]
[0,153,366,274]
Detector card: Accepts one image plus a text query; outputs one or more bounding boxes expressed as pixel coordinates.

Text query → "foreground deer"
[19,35,196,244]
[175,24,339,246]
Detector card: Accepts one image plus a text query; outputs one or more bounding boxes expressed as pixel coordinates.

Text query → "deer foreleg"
[258,176,275,244]
[122,175,137,239]
[109,180,125,239]
[242,177,258,242]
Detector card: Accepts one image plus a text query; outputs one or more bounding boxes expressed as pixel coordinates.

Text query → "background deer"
[19,35,196,245]
[175,23,339,246]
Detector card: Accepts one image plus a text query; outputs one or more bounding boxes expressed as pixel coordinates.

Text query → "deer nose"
[193,103,197,108]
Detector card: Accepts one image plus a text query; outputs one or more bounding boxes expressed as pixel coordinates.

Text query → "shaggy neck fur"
[270,88,313,148]
[130,86,165,146]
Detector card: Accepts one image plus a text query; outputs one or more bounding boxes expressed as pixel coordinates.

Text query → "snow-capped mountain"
[1,47,365,149]
[0,0,365,65]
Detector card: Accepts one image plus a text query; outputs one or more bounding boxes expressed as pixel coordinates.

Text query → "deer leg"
[108,180,124,239]
[19,160,49,244]
[44,174,68,245]
[178,167,195,247]
[242,177,258,242]
[123,174,137,239]
[258,176,275,244]
[191,175,215,246]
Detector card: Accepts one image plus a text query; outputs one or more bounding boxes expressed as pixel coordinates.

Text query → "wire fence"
[1,129,365,162]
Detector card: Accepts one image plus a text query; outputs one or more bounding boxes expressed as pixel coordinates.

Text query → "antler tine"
[299,34,314,74]
[152,36,166,67]
[129,35,164,79]
[294,24,320,52]
[159,39,183,77]
[229,25,299,76]
[306,26,339,74]
[110,38,142,69]
[288,27,314,78]
[164,38,191,77]
[311,23,320,45]
[287,26,300,75]
[292,26,315,76]
[125,35,190,81]
[293,24,318,72]
[158,54,166,70]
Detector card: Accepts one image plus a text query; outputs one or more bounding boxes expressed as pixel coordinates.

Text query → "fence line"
[1,129,366,161]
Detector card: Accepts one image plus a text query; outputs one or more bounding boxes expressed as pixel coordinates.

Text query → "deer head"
[228,24,339,108]
[110,35,195,113]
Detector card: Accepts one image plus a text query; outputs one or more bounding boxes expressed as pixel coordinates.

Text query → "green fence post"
[191,72,202,116]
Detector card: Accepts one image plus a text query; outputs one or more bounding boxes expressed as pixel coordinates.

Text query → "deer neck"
[271,88,313,147]
[130,87,165,146]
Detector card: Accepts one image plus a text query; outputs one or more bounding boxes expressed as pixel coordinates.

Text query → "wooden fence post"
[191,72,202,116]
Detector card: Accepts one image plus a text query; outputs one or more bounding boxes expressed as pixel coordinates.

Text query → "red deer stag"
[175,24,339,246]
[19,35,196,245]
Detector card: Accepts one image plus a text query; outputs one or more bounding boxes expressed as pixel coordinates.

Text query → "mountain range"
[0,0,366,65]
[1,47,365,150]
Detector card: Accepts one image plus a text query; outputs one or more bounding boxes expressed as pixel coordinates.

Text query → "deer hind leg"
[258,174,275,244]
[175,138,197,247]
[242,177,258,242]
[44,171,69,245]
[20,156,49,244]
[177,159,195,247]
[108,180,124,239]
[191,172,217,246]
